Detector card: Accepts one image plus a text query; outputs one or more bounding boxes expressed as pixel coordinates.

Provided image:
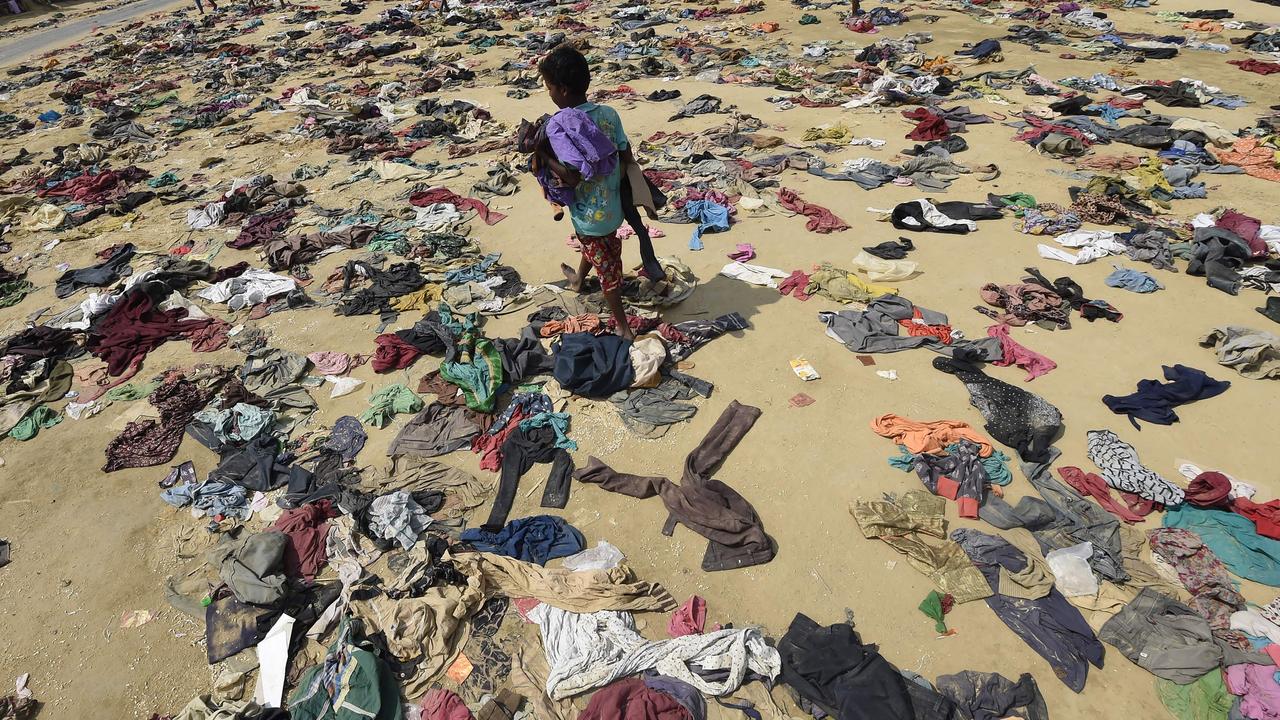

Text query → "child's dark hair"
[538,46,591,94]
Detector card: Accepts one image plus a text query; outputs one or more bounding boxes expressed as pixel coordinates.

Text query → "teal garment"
[1164,504,1280,586]
[962,444,1013,486]
[360,384,423,428]
[568,102,627,237]
[519,412,577,451]
[289,620,405,720]
[146,171,180,188]
[888,444,1013,486]
[8,405,62,441]
[193,403,275,444]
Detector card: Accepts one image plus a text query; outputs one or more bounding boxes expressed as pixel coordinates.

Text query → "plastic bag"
[325,375,365,398]
[561,541,625,572]
[851,251,920,282]
[1045,541,1098,597]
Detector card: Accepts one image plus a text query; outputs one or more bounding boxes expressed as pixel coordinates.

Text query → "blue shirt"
[569,102,627,237]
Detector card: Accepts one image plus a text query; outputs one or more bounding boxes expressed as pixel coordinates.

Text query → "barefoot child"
[534,46,637,341]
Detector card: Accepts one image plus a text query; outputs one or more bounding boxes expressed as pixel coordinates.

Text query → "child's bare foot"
[561,263,583,292]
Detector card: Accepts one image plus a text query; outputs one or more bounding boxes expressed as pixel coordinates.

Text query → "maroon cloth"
[103,376,208,472]
[1216,210,1265,257]
[1229,59,1280,75]
[213,262,251,282]
[777,188,849,234]
[668,595,706,637]
[421,689,473,720]
[39,167,147,204]
[372,333,423,372]
[228,209,296,250]
[1058,466,1146,523]
[1233,497,1280,540]
[580,678,692,720]
[1118,490,1162,517]
[409,187,507,225]
[272,500,339,581]
[188,319,231,352]
[1185,471,1232,508]
[902,108,951,140]
[87,289,213,376]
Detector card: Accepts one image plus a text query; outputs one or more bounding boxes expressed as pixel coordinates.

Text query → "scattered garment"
[952,528,1105,692]
[1164,504,1280,586]
[932,357,1062,463]
[528,602,779,700]
[1199,326,1280,380]
[851,490,992,603]
[1099,587,1223,683]
[577,401,775,572]
[1102,364,1230,428]
[460,515,585,565]
[1086,430,1185,506]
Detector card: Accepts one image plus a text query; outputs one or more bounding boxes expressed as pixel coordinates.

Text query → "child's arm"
[537,144,583,188]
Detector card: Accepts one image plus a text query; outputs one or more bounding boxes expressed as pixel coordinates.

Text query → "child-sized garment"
[580,233,624,293]
[567,102,628,238]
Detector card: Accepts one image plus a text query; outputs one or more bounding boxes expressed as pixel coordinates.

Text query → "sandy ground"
[2,0,1280,717]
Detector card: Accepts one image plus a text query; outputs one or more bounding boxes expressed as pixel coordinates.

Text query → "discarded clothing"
[850,490,992,603]
[460,515,585,565]
[576,401,775,571]
[952,528,1105,692]
[1086,429,1185,506]
[1102,364,1230,428]
[1164,504,1280,586]
[932,357,1062,463]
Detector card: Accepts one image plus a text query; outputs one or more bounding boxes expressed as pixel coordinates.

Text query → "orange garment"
[898,309,953,344]
[752,21,780,32]
[1182,20,1223,32]
[870,414,993,457]
[1216,137,1280,183]
[539,314,602,337]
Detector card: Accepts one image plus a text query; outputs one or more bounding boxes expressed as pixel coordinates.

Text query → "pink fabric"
[728,243,756,262]
[668,595,707,637]
[421,689,474,720]
[1265,644,1280,667]
[513,597,542,621]
[1058,466,1146,523]
[1225,664,1280,720]
[1216,210,1265,257]
[308,351,352,375]
[986,324,1057,381]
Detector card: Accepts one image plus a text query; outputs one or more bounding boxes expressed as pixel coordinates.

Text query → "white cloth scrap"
[529,602,781,700]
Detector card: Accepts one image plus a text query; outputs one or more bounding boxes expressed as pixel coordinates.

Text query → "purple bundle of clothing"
[523,108,618,206]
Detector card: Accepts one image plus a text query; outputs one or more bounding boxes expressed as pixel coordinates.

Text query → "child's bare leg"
[561,255,591,292]
[604,290,634,341]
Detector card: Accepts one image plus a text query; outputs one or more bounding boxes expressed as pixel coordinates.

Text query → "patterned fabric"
[1261,595,1280,626]
[1149,528,1250,649]
[103,376,208,472]
[489,394,553,436]
[1085,429,1185,506]
[579,232,623,294]
[528,602,780,700]
[461,596,513,699]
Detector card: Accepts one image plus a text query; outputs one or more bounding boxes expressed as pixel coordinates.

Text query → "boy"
[535,46,637,341]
